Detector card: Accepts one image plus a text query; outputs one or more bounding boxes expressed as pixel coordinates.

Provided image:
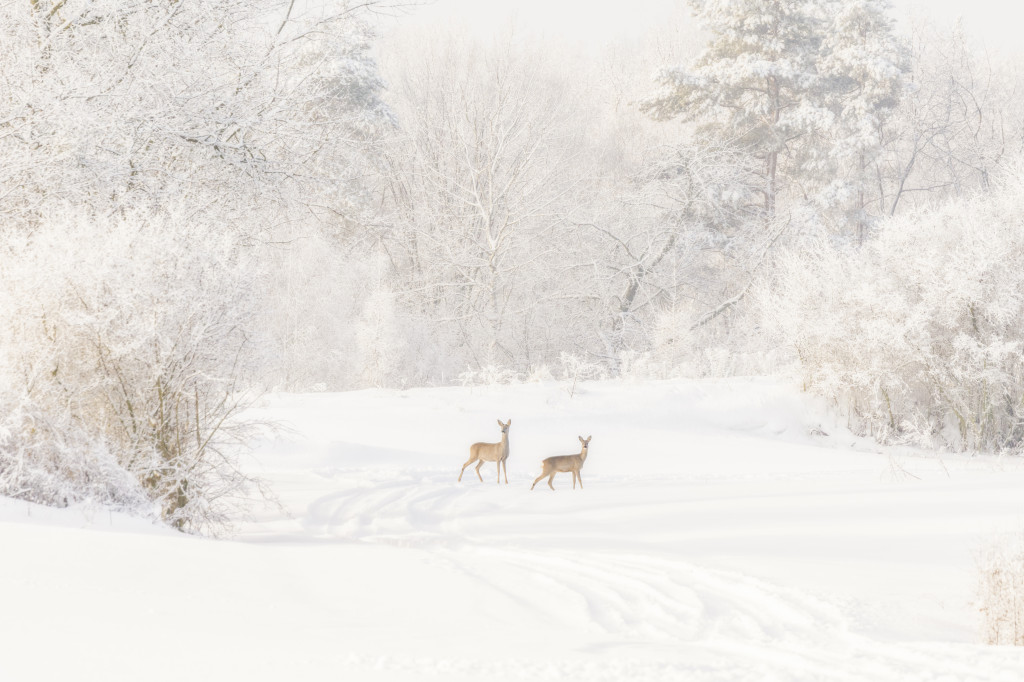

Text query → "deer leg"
[496,460,501,484]
[458,457,476,482]
[577,471,583,489]
[475,459,484,482]
[548,473,556,490]
[502,459,509,484]
[572,471,577,489]
[531,471,546,490]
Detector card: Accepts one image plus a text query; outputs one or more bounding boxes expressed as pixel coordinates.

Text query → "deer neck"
[501,432,509,454]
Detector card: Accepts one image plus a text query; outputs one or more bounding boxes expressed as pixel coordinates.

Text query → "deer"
[531,436,591,491]
[458,419,511,484]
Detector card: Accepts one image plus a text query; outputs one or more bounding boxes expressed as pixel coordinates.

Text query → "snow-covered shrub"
[0,208,262,534]
[557,353,609,383]
[0,397,149,511]
[640,295,790,380]
[525,365,556,383]
[767,172,1024,451]
[458,366,522,387]
[978,534,1024,645]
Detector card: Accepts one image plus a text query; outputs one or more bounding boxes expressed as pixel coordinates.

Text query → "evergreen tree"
[643,0,905,234]
[643,0,830,221]
[819,0,907,240]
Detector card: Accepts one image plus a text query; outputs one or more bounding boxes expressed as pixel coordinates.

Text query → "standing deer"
[531,436,591,490]
[458,419,511,484]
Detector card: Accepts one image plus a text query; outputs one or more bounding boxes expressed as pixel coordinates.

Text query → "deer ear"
[507,418,511,425]
[586,436,592,442]
[579,436,584,443]
[497,419,502,427]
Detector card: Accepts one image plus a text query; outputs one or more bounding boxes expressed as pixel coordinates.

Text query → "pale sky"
[385,0,1024,55]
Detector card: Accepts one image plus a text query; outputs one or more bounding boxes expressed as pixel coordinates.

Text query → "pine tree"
[643,0,905,234]
[643,0,831,222]
[818,0,907,241]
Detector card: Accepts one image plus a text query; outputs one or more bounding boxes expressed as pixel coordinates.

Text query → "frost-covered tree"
[643,0,904,234]
[643,0,833,221]
[818,0,907,239]
[765,167,1024,452]
[0,208,263,534]
[878,21,1022,216]
[0,0,391,238]
[378,35,585,374]
[571,143,762,366]
[287,13,396,237]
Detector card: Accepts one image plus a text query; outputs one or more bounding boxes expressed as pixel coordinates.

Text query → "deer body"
[458,419,511,483]
[531,436,590,490]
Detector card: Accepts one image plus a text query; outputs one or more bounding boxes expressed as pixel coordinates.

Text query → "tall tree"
[379,36,584,373]
[879,21,1019,217]
[643,0,905,235]
[642,0,832,222]
[818,0,907,240]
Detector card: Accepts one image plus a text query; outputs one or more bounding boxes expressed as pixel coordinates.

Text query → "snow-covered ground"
[4,378,1024,681]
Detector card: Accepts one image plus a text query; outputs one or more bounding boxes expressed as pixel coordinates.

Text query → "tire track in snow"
[259,467,1024,681]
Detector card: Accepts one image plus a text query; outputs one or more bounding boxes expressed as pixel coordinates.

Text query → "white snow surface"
[4,377,1024,680]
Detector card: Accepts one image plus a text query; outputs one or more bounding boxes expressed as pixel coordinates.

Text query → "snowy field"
[4,378,1024,681]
